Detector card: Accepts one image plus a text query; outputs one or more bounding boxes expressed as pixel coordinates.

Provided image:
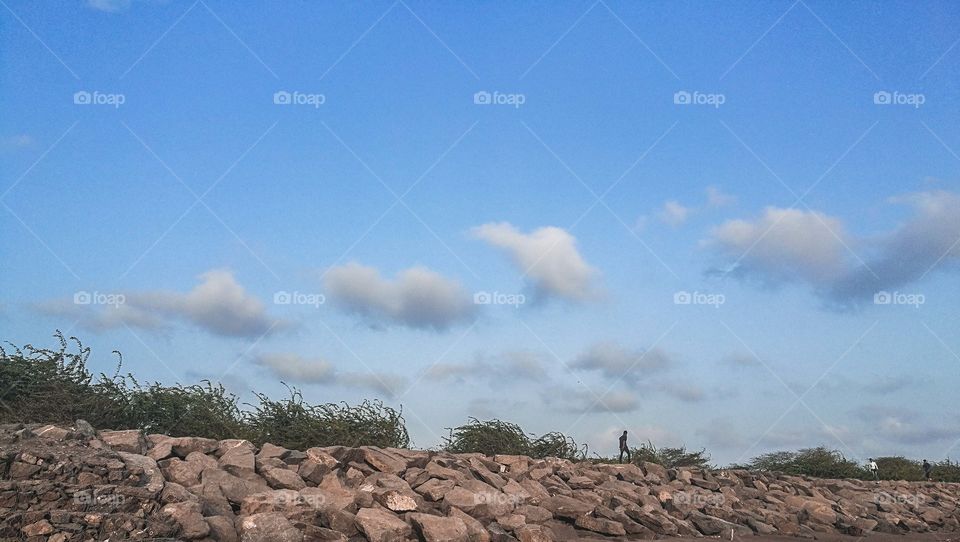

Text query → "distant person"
[619,431,630,463]
[868,458,879,480]
[923,459,932,481]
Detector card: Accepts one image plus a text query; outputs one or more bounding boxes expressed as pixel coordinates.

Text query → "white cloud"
[1,134,33,148]
[140,270,283,337]
[471,222,599,302]
[723,353,761,368]
[323,262,475,330]
[33,270,286,338]
[830,190,960,302]
[86,0,131,12]
[705,186,737,208]
[696,419,748,450]
[254,352,408,399]
[337,372,408,398]
[254,353,335,383]
[707,191,960,305]
[426,350,547,383]
[664,383,706,403]
[707,206,852,285]
[546,387,640,413]
[658,200,692,227]
[571,342,673,382]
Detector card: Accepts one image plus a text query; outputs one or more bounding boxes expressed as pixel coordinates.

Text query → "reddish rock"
[410,512,471,542]
[100,429,146,454]
[238,512,303,542]
[354,507,412,542]
[161,501,210,539]
[22,519,55,537]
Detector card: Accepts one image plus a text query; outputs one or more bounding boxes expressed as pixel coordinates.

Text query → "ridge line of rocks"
[2,422,958,541]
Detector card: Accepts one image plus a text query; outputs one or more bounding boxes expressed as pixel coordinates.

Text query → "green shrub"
[874,456,923,481]
[931,459,960,483]
[243,388,409,450]
[631,440,712,469]
[743,446,867,479]
[0,332,409,449]
[443,418,584,460]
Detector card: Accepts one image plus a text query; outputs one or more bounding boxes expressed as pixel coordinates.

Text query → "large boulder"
[220,443,257,476]
[238,512,303,542]
[354,507,412,541]
[100,429,146,454]
[202,467,271,505]
[410,513,471,542]
[117,451,165,497]
[160,501,210,539]
[539,495,594,520]
[261,465,307,490]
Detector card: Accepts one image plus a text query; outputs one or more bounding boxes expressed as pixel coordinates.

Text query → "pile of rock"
[1,422,958,541]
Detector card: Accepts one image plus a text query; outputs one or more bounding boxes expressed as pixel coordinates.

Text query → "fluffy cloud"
[142,270,283,337]
[34,270,286,338]
[708,207,852,284]
[86,0,132,12]
[426,350,547,383]
[855,405,960,446]
[658,200,692,227]
[705,186,737,208]
[829,190,960,302]
[254,352,408,398]
[696,419,749,450]
[707,191,960,305]
[722,353,762,368]
[471,222,599,302]
[545,387,640,413]
[571,342,673,382]
[664,383,706,403]
[1,134,33,148]
[254,353,335,383]
[323,263,475,330]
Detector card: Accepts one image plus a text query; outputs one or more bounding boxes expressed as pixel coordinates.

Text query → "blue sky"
[2,0,959,465]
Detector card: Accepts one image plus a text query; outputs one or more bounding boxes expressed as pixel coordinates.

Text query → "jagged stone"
[238,512,302,542]
[410,512,471,542]
[100,429,146,454]
[261,465,307,490]
[539,495,594,520]
[354,507,412,541]
[2,423,960,542]
[161,501,210,539]
[374,488,417,511]
[574,513,627,536]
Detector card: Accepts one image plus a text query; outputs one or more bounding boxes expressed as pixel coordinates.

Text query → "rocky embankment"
[1,422,958,541]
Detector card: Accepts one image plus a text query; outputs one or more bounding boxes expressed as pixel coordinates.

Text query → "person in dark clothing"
[619,431,630,463]
[923,460,932,481]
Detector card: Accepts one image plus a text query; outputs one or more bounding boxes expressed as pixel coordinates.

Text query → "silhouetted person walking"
[923,459,932,481]
[619,431,630,463]
[868,458,879,480]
